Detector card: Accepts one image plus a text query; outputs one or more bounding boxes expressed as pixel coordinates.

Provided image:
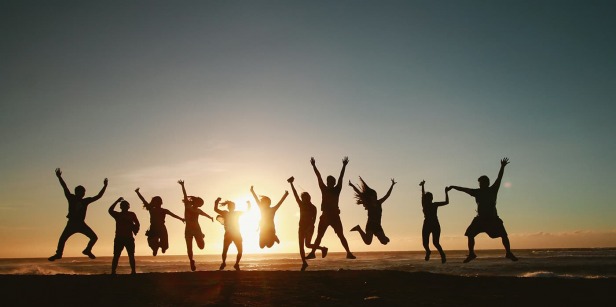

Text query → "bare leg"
[128,252,136,274]
[308,219,328,258]
[502,236,518,261]
[49,224,76,260]
[432,227,446,263]
[111,253,120,274]
[353,226,374,245]
[422,228,431,261]
[186,237,196,271]
[220,237,231,270]
[234,239,243,270]
[148,236,160,256]
[463,236,477,263]
[80,224,98,259]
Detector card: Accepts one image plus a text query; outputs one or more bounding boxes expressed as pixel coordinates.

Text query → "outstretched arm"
[450,185,475,196]
[91,178,109,201]
[108,197,122,216]
[214,197,223,215]
[288,177,302,205]
[178,180,188,204]
[135,188,150,209]
[55,168,71,198]
[198,209,214,221]
[250,186,261,207]
[435,187,451,207]
[335,156,349,190]
[166,210,185,223]
[493,157,510,190]
[273,191,289,212]
[310,157,325,189]
[379,178,397,204]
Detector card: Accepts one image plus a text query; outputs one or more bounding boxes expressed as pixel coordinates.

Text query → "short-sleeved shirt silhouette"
[110,211,139,238]
[220,211,243,236]
[467,186,500,217]
[422,203,439,222]
[185,206,205,238]
[299,201,317,229]
[66,195,98,222]
[366,202,383,227]
[320,185,342,214]
[147,207,172,234]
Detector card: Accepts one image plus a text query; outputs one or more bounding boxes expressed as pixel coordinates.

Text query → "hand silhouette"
[117,197,124,202]
[215,197,222,203]
[445,186,452,192]
[178,180,184,186]
[391,178,397,185]
[55,168,62,177]
[287,176,294,183]
[342,156,349,165]
[501,157,510,167]
[348,180,353,187]
[103,178,108,185]
[419,180,425,186]
[135,187,140,193]
[310,157,316,166]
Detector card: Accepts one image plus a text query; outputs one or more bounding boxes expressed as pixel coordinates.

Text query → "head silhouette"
[226,201,236,212]
[423,192,433,205]
[259,196,271,207]
[150,196,163,208]
[301,192,311,203]
[478,175,490,189]
[120,200,130,211]
[354,177,377,206]
[185,196,204,207]
[74,186,86,198]
[326,176,336,187]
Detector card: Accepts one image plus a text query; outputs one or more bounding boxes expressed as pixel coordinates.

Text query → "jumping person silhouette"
[108,197,140,274]
[48,168,107,261]
[288,176,328,271]
[420,180,451,263]
[306,157,355,259]
[450,157,518,263]
[178,180,214,271]
[250,185,288,249]
[214,198,250,271]
[348,177,396,245]
[135,187,184,256]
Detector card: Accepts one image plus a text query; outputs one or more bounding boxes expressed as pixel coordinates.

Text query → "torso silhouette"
[111,211,138,238]
[469,186,500,217]
[299,201,317,227]
[422,203,439,221]
[366,202,383,226]
[221,211,242,235]
[320,186,341,214]
[66,195,96,222]
[148,207,170,229]
[185,207,201,229]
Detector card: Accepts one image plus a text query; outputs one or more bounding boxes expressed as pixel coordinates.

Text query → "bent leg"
[55,223,77,256]
[432,226,446,263]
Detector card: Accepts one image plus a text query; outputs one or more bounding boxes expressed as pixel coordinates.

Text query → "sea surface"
[1,248,615,278]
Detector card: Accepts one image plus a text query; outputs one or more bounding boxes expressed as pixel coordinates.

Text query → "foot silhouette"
[190,260,196,272]
[350,225,361,232]
[301,262,308,271]
[48,254,62,262]
[506,252,518,262]
[233,264,240,271]
[322,247,328,258]
[441,255,447,264]
[463,254,477,263]
[82,250,96,259]
[219,262,226,271]
[425,251,431,261]
[305,252,316,259]
[346,252,356,259]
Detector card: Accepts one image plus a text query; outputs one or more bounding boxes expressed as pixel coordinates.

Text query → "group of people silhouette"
[47,157,517,273]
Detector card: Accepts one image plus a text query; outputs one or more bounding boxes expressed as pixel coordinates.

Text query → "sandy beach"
[1,270,613,306]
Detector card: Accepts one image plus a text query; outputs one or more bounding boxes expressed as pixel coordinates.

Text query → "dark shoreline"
[1,270,614,306]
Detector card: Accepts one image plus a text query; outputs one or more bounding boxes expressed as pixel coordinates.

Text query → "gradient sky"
[1,1,615,258]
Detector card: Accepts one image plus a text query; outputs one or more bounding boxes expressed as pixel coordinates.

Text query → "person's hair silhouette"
[349,177,396,245]
[251,185,288,249]
[179,180,214,271]
[306,157,355,259]
[420,180,451,263]
[288,176,328,271]
[48,168,108,261]
[135,187,184,256]
[108,197,140,274]
[214,198,250,271]
[450,158,518,263]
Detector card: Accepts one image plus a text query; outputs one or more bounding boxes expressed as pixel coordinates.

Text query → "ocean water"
[1,248,615,278]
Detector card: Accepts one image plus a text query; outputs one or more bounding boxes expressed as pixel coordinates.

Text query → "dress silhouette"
[420,181,450,263]
[288,176,328,271]
[48,168,107,261]
[108,197,140,274]
[349,177,396,245]
[450,158,518,263]
[179,180,214,271]
[215,198,250,271]
[306,157,355,259]
[135,187,184,256]
[250,185,288,249]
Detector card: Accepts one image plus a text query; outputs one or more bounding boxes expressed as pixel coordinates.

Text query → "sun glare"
[234,194,262,253]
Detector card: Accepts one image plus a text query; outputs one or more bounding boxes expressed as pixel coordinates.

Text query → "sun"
[233,194,262,253]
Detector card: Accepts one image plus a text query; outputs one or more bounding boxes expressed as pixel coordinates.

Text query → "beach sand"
[1,270,613,306]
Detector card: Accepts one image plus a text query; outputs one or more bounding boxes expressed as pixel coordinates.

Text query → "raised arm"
[246,200,252,212]
[55,168,71,198]
[310,157,325,189]
[214,197,223,215]
[198,209,214,221]
[178,180,188,203]
[108,197,123,216]
[91,178,109,201]
[250,186,261,207]
[348,180,361,195]
[379,178,397,204]
[335,156,349,190]
[135,188,150,209]
[435,187,451,207]
[288,177,302,205]
[273,191,289,212]
[493,157,510,190]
